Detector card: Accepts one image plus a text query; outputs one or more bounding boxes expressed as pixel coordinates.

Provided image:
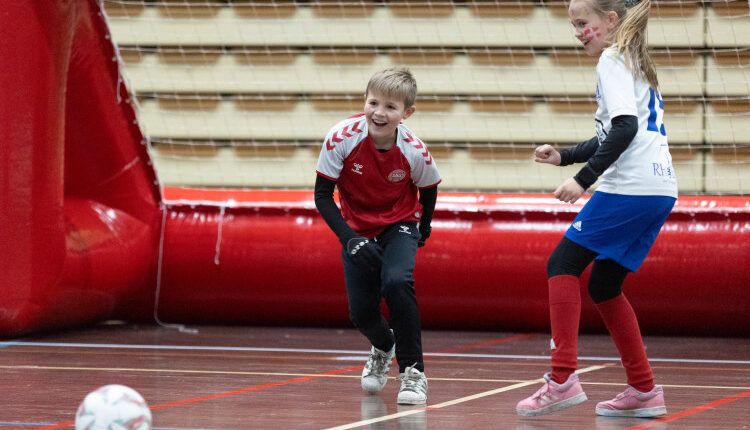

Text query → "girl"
[516,0,676,418]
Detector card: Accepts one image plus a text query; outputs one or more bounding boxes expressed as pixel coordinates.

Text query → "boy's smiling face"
[364,90,415,150]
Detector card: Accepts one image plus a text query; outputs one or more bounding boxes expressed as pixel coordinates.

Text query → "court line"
[23,334,530,429]
[623,389,750,430]
[4,365,748,391]
[323,365,608,430]
[4,341,749,365]
[30,365,364,430]
[437,333,536,353]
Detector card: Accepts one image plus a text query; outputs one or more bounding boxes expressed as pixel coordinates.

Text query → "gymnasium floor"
[1,323,748,429]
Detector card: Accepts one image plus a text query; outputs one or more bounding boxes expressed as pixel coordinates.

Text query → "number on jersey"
[647,88,667,136]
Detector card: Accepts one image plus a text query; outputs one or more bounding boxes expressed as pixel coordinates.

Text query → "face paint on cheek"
[583,26,601,41]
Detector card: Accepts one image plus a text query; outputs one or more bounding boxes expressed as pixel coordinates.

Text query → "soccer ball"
[75,384,152,430]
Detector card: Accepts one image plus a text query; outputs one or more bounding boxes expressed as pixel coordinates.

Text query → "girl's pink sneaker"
[595,385,667,417]
[516,373,587,416]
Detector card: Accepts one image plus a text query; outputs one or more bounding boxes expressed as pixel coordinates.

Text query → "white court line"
[323,366,608,430]
[2,365,747,391]
[2,341,750,365]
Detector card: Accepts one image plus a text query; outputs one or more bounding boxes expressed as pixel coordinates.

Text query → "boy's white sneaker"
[361,344,395,393]
[397,365,428,405]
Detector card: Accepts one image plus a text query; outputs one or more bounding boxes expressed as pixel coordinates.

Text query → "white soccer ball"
[75,384,152,430]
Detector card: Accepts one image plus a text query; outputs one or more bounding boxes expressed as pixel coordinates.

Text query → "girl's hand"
[554,178,585,204]
[534,144,561,166]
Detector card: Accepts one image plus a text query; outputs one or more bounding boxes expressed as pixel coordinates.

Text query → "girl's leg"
[589,259,653,392]
[546,237,597,384]
[516,237,596,416]
[589,259,666,417]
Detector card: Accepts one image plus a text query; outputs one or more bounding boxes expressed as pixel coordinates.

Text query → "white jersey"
[593,46,678,198]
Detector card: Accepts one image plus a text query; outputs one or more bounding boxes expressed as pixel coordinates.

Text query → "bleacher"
[104,0,750,192]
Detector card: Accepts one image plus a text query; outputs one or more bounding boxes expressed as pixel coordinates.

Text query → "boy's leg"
[341,248,394,353]
[342,247,395,393]
[377,221,422,373]
[377,222,428,405]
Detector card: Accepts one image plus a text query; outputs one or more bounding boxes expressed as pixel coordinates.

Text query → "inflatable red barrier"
[0,0,160,337]
[1,1,748,338]
[156,189,750,336]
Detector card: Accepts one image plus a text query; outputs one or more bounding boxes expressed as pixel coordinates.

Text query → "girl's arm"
[572,114,638,190]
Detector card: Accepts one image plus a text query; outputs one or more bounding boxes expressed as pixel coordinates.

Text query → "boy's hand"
[418,224,431,247]
[346,237,383,271]
[554,178,585,204]
[534,144,561,166]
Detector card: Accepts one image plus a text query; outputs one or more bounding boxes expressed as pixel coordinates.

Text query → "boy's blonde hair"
[590,0,659,89]
[365,67,417,108]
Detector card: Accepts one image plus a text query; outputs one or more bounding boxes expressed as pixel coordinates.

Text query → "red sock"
[595,294,654,392]
[548,275,581,384]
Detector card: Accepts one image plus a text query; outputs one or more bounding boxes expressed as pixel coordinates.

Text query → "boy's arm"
[314,174,383,271]
[314,174,358,245]
[417,185,438,247]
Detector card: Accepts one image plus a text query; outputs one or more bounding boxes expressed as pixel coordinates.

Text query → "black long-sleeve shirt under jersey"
[560,115,639,190]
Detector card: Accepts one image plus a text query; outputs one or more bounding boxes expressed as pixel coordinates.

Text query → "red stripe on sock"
[624,389,750,430]
[595,294,654,392]
[548,274,581,384]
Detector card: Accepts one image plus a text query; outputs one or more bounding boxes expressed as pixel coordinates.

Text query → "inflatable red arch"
[2,0,748,339]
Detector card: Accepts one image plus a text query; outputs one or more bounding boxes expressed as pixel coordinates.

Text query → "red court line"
[33,334,533,429]
[437,333,535,354]
[624,389,750,430]
[31,366,363,430]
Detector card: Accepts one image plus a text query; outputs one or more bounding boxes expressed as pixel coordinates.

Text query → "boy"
[314,67,440,404]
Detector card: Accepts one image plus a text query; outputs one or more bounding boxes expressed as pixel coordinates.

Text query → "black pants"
[547,237,630,304]
[341,221,423,373]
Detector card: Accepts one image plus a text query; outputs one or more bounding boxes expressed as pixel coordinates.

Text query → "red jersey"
[316,114,441,238]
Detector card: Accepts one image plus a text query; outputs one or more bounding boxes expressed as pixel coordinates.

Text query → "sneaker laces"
[364,349,390,377]
[533,385,555,402]
[531,374,562,402]
[398,365,426,394]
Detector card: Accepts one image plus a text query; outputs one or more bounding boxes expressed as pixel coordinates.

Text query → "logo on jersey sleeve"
[388,169,406,182]
[326,121,364,151]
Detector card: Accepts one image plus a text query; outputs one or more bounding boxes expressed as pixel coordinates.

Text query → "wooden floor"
[1,323,748,429]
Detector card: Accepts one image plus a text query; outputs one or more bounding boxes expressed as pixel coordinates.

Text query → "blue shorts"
[564,191,676,272]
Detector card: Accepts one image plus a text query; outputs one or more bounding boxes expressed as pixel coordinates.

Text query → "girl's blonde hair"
[591,0,659,89]
[365,67,417,108]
